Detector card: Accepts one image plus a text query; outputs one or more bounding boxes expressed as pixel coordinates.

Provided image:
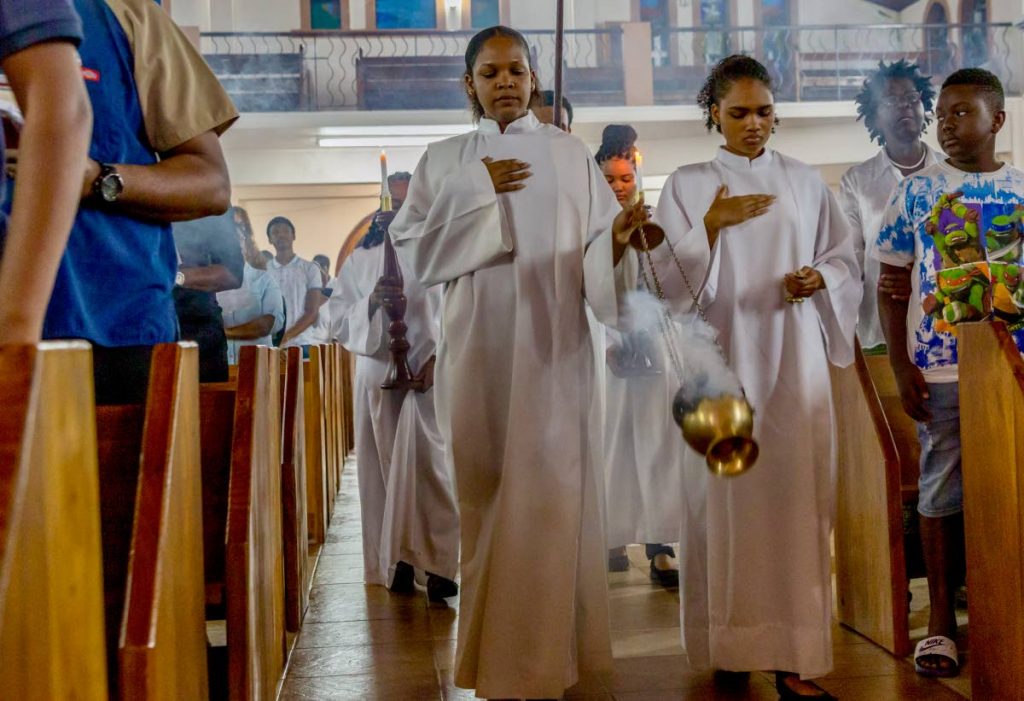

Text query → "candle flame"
[634,147,642,167]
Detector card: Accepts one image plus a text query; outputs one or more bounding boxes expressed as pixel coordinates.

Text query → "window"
[471,0,500,28]
[310,0,342,29]
[961,0,988,67]
[376,0,436,29]
[699,0,730,65]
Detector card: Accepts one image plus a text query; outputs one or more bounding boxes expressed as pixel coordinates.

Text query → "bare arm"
[281,288,326,345]
[0,42,92,343]
[878,262,931,421]
[81,130,230,222]
[181,264,241,293]
[226,314,275,340]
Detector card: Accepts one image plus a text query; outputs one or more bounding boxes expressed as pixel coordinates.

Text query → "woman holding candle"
[389,25,645,701]
[329,161,460,602]
[653,55,859,698]
[595,124,682,587]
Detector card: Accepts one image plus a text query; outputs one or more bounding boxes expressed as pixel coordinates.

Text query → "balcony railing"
[200,22,1022,113]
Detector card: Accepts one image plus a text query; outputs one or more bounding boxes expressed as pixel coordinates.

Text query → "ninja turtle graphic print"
[873,160,1024,383]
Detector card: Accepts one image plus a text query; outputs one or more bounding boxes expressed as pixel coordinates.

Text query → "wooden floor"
[280,467,970,700]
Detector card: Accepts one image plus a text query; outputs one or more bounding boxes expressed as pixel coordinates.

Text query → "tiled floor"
[280,467,969,700]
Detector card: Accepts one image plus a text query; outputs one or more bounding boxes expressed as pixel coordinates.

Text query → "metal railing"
[200,28,622,111]
[654,22,1021,104]
[200,22,1021,113]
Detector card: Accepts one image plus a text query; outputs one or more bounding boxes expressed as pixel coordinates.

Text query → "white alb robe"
[389,111,636,699]
[654,148,860,678]
[329,244,459,587]
[603,317,687,548]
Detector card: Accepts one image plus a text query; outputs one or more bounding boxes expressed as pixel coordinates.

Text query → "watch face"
[101,172,124,202]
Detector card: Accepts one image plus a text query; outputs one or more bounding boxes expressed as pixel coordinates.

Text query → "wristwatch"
[91,163,124,203]
[175,270,185,286]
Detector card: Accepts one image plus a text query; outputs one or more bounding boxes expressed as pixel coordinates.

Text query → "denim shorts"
[916,382,963,518]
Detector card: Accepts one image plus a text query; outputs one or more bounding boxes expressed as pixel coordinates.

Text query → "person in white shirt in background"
[840,60,938,349]
[265,216,327,351]
[218,207,284,364]
[311,252,335,345]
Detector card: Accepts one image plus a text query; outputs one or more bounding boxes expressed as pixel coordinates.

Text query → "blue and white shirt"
[871,160,1024,382]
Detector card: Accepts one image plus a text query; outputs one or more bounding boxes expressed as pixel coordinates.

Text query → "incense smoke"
[620,290,743,420]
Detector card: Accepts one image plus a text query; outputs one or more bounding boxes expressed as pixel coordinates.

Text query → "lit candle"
[634,147,644,197]
[380,150,391,198]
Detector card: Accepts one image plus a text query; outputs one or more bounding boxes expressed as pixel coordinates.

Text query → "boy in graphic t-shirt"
[873,68,1024,680]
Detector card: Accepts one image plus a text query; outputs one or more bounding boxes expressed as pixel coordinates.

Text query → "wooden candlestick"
[376,210,422,392]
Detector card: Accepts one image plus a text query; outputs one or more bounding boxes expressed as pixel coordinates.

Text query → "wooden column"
[959,321,1024,700]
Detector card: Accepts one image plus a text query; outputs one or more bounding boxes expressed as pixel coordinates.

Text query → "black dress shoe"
[389,561,415,594]
[774,672,837,700]
[426,573,458,602]
[649,559,679,588]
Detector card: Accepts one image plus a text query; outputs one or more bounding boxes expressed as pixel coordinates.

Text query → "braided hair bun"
[595,124,638,164]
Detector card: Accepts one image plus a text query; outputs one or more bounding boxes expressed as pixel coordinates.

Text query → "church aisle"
[280,467,968,700]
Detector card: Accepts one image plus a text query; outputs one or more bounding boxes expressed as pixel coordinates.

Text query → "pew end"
[960,321,1024,700]
[832,346,922,657]
[0,342,107,700]
[281,347,310,633]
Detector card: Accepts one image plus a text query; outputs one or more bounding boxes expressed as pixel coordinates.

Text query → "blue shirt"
[42,0,176,346]
[0,0,82,238]
[872,160,1024,382]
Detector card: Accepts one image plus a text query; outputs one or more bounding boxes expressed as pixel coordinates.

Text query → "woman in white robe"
[653,56,860,698]
[389,26,642,701]
[329,222,460,598]
[595,124,683,586]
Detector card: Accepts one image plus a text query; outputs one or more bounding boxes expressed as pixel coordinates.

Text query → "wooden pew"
[280,347,310,633]
[341,347,356,458]
[831,347,921,657]
[320,345,339,518]
[960,321,1024,700]
[96,342,209,700]
[304,346,328,546]
[200,345,286,700]
[330,345,345,486]
[0,342,107,700]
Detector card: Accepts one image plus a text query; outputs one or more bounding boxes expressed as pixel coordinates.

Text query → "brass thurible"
[672,390,759,477]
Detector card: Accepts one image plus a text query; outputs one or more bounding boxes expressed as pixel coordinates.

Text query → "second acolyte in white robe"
[654,147,860,678]
[390,111,636,699]
[603,318,687,549]
[329,243,460,587]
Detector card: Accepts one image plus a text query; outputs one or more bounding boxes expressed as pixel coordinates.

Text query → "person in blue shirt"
[0,0,92,344]
[44,0,239,403]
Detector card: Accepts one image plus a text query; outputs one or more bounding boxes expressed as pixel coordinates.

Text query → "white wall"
[228,0,301,32]
[170,0,211,30]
